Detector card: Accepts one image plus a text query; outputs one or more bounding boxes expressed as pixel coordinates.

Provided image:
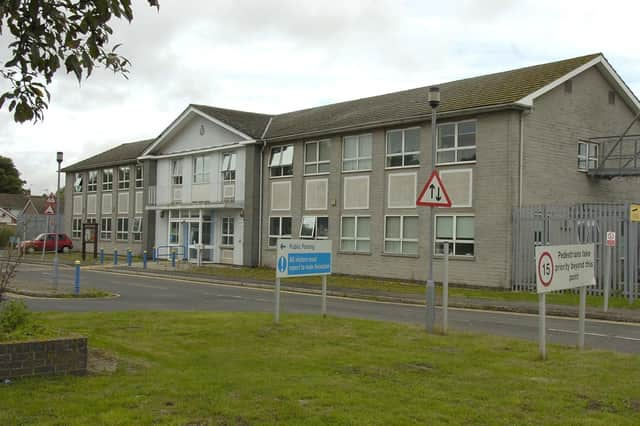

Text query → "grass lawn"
[2,312,639,425]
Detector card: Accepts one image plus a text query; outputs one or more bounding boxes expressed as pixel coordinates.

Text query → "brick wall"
[0,337,87,380]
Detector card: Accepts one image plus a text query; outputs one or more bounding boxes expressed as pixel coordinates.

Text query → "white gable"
[154,114,246,155]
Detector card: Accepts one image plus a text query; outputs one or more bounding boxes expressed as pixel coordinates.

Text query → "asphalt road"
[11,263,640,354]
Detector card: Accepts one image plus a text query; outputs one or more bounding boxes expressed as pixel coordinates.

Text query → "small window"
[171,159,183,185]
[222,152,236,181]
[169,222,179,244]
[118,167,130,190]
[269,145,294,177]
[193,156,209,184]
[437,121,477,164]
[222,217,234,246]
[101,217,112,240]
[72,217,82,239]
[102,169,113,191]
[304,140,330,175]
[384,216,418,255]
[300,216,328,239]
[340,216,370,253]
[386,128,420,168]
[135,165,143,188]
[343,134,372,171]
[434,215,475,257]
[73,173,83,193]
[269,217,292,247]
[577,141,598,171]
[87,171,98,192]
[608,90,616,105]
[116,217,129,241]
[132,217,142,241]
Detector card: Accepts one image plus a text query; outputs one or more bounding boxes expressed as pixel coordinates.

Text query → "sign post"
[604,231,616,312]
[535,243,596,358]
[275,239,332,323]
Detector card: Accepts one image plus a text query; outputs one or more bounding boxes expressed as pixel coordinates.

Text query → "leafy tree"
[0,155,25,194]
[0,0,159,123]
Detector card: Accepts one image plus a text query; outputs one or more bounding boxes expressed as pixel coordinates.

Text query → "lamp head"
[56,151,63,164]
[428,86,440,109]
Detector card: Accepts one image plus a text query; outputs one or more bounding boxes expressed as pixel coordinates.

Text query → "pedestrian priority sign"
[416,170,452,207]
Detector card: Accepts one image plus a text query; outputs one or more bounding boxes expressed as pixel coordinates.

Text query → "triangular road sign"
[416,170,452,207]
[44,205,55,215]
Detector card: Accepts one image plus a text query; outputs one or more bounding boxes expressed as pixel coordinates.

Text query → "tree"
[0,0,159,123]
[0,156,25,194]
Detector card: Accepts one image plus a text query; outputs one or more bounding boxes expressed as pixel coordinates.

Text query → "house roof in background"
[63,139,154,172]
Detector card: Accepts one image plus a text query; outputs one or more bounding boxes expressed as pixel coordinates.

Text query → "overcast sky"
[2,0,639,195]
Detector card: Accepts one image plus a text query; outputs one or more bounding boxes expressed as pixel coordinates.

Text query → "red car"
[20,233,73,253]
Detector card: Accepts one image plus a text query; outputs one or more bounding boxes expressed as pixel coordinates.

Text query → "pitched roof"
[63,139,154,172]
[191,104,272,139]
[263,53,602,140]
[28,195,47,214]
[0,193,30,211]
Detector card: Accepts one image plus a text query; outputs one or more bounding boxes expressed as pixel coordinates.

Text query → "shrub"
[0,226,15,247]
[0,300,31,333]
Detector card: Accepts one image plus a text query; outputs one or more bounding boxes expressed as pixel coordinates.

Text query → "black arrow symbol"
[280,244,286,250]
[436,187,442,201]
[429,184,435,198]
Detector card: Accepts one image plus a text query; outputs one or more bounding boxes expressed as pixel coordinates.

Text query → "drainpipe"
[519,111,525,208]
[257,139,266,266]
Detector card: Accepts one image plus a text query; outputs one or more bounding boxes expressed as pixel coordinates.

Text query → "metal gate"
[512,203,639,302]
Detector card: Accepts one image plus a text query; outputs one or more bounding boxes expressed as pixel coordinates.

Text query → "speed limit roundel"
[537,251,554,287]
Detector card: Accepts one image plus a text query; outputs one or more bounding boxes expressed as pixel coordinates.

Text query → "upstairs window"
[300,216,328,239]
[193,156,210,184]
[87,171,98,192]
[102,169,113,191]
[269,145,294,177]
[578,141,598,171]
[73,173,83,193]
[222,152,236,182]
[269,216,292,248]
[118,167,130,190]
[171,159,183,185]
[343,134,372,171]
[135,165,143,188]
[437,121,476,164]
[386,128,420,168]
[304,140,330,175]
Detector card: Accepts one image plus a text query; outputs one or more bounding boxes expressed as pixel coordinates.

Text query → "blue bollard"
[143,250,147,269]
[127,249,132,267]
[100,248,104,265]
[114,249,118,265]
[171,250,176,268]
[74,260,80,295]
[153,247,157,262]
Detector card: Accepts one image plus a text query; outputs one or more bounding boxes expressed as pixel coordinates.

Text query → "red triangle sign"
[44,205,55,215]
[416,170,452,207]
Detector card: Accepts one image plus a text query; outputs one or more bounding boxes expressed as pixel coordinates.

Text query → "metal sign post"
[604,231,616,312]
[275,239,333,323]
[442,242,449,334]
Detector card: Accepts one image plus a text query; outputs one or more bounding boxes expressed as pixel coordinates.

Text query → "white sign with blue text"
[276,239,332,278]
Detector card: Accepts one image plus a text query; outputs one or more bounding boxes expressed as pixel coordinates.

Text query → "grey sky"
[1,0,639,194]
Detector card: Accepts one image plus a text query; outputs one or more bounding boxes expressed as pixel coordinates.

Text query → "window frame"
[340,216,371,253]
[132,217,142,242]
[436,120,477,165]
[118,166,130,190]
[73,173,83,193]
[434,214,475,258]
[385,127,421,169]
[221,216,234,246]
[100,217,112,241]
[102,169,113,191]
[171,159,183,185]
[268,216,292,248]
[269,145,294,178]
[72,217,82,239]
[383,215,419,255]
[87,170,98,192]
[222,152,237,182]
[192,155,210,184]
[342,133,373,172]
[135,165,143,188]
[577,141,599,171]
[116,217,129,241]
[299,215,329,240]
[304,139,331,176]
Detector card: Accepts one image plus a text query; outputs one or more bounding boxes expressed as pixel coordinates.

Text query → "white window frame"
[102,169,113,191]
[342,134,372,172]
[221,216,234,246]
[73,173,83,193]
[384,215,419,255]
[434,214,475,257]
[72,217,82,239]
[268,216,292,248]
[436,120,477,165]
[222,152,237,182]
[87,171,98,192]
[385,127,420,168]
[118,167,130,190]
[132,217,142,242]
[101,217,112,240]
[192,155,210,184]
[135,165,143,188]
[300,216,329,240]
[269,145,294,177]
[171,159,183,185]
[577,141,599,171]
[116,217,129,241]
[340,216,370,253]
[304,140,330,176]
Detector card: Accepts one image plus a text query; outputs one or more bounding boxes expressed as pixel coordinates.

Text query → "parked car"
[20,233,73,253]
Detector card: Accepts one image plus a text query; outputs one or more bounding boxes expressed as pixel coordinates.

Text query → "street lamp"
[53,151,63,288]
[425,87,440,332]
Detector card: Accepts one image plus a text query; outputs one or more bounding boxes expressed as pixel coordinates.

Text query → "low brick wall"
[0,337,87,380]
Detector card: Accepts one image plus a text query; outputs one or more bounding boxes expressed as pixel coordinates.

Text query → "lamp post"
[53,151,63,289]
[425,87,440,332]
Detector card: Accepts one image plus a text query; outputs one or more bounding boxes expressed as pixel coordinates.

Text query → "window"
[116,217,129,241]
[437,121,476,164]
[118,167,130,190]
[135,165,143,188]
[341,216,370,253]
[132,217,142,241]
[269,145,294,177]
[102,169,113,191]
[269,217,292,247]
[384,216,418,255]
[171,159,183,185]
[435,215,475,256]
[304,140,330,175]
[73,173,83,193]
[343,134,372,171]
[222,217,234,246]
[222,153,236,181]
[577,141,598,171]
[87,171,98,192]
[72,217,82,239]
[192,156,209,184]
[300,216,328,239]
[101,217,112,240]
[386,128,420,167]
[169,222,179,244]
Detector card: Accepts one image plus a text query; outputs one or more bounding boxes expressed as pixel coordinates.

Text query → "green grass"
[1,312,639,425]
